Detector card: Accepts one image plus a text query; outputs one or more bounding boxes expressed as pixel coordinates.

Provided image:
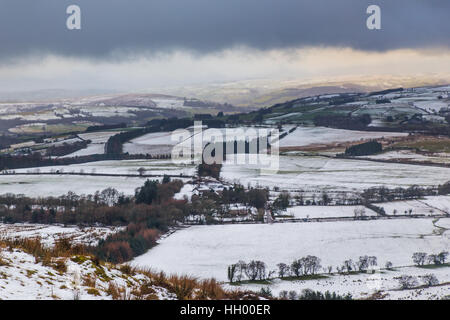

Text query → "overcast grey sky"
[0,0,449,93]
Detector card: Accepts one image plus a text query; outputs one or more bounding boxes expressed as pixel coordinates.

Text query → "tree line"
[344,140,382,157]
[0,152,170,171]
[313,114,372,130]
[0,178,186,263]
[45,140,90,157]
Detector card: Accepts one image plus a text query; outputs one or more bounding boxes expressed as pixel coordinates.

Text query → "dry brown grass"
[106,281,121,300]
[167,274,198,299]
[133,267,262,300]
[196,278,227,300]
[0,237,89,273]
[82,274,97,288]
[0,252,9,267]
[131,283,158,300]
[1,237,88,260]
[119,264,135,276]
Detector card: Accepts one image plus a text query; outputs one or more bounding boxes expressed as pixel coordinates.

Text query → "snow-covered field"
[62,143,105,158]
[221,155,450,193]
[279,127,407,148]
[377,199,448,216]
[0,175,150,197]
[1,156,195,199]
[282,205,377,219]
[414,101,448,113]
[361,150,450,164]
[0,159,194,197]
[421,196,450,215]
[132,218,450,281]
[13,159,196,177]
[61,131,120,157]
[0,223,122,247]
[123,131,177,155]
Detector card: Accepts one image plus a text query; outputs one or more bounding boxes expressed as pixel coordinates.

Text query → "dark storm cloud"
[0,0,448,61]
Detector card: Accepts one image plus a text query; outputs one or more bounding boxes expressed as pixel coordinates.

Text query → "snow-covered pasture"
[420,196,450,215]
[221,155,450,193]
[123,126,266,157]
[279,126,407,148]
[361,150,450,164]
[61,131,121,157]
[132,218,450,281]
[414,101,449,113]
[0,175,150,197]
[123,131,177,155]
[13,159,196,177]
[281,205,377,219]
[377,199,448,216]
[61,143,105,158]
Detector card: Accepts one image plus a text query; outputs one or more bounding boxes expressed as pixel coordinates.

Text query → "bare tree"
[290,259,303,277]
[357,256,369,271]
[99,187,122,206]
[235,260,247,282]
[277,263,290,278]
[355,255,377,272]
[305,256,322,275]
[438,251,449,264]
[368,256,378,268]
[427,254,439,265]
[245,260,266,281]
[227,264,237,283]
[343,259,354,273]
[255,261,267,280]
[422,274,439,287]
[412,252,427,266]
[398,275,418,290]
[354,207,366,218]
[245,261,258,281]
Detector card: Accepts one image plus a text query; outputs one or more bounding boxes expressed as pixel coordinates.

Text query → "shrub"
[299,289,352,300]
[259,287,272,298]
